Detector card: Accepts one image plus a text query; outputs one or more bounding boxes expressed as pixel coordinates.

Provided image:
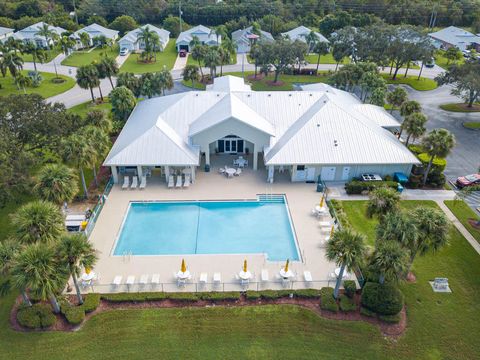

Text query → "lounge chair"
[139,175,147,189]
[234,168,242,176]
[126,275,135,286]
[121,176,129,190]
[139,274,149,285]
[318,221,331,227]
[130,176,138,190]
[218,167,226,174]
[213,272,221,286]
[112,275,122,286]
[167,175,174,188]
[151,274,160,285]
[261,269,269,282]
[175,175,182,188]
[183,175,190,188]
[304,271,313,283]
[199,273,208,284]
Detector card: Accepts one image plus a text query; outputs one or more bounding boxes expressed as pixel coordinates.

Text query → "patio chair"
[175,175,182,188]
[183,175,191,188]
[199,273,208,284]
[139,175,147,189]
[130,176,138,190]
[167,175,174,188]
[318,221,331,227]
[121,176,129,190]
[139,274,149,286]
[234,168,242,176]
[112,275,122,286]
[151,274,160,287]
[261,269,269,282]
[304,271,313,283]
[213,272,221,287]
[218,167,226,174]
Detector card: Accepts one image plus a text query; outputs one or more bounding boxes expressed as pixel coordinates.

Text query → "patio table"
[279,268,294,279]
[238,271,252,280]
[176,270,191,280]
[225,168,236,178]
[81,271,95,282]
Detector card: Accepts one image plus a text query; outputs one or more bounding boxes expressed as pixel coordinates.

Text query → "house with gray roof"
[281,26,329,46]
[118,24,170,53]
[71,23,119,49]
[232,26,274,53]
[12,22,66,48]
[428,26,480,51]
[0,26,14,41]
[176,25,220,52]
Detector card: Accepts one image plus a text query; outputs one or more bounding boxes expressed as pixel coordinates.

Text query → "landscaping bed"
[440,103,480,113]
[0,71,75,98]
[382,74,438,91]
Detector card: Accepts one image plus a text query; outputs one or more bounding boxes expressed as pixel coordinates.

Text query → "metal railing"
[85,176,114,237]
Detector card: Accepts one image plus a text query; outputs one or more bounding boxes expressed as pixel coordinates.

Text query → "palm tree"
[189,35,201,51]
[4,37,24,54]
[402,112,427,146]
[386,87,408,114]
[204,47,220,78]
[155,67,173,96]
[137,26,156,62]
[116,72,140,97]
[79,32,91,49]
[85,109,112,133]
[211,25,227,45]
[303,31,319,53]
[2,51,24,77]
[58,233,97,305]
[76,64,100,102]
[11,243,68,313]
[81,125,110,187]
[150,32,161,62]
[326,228,366,299]
[217,46,228,76]
[35,23,55,50]
[366,187,400,218]
[191,44,207,79]
[99,57,119,89]
[183,64,200,88]
[421,129,456,185]
[221,37,237,65]
[24,42,46,72]
[370,240,408,284]
[312,41,329,72]
[376,212,418,249]
[14,72,31,93]
[0,240,31,306]
[34,163,79,205]
[139,72,158,98]
[398,100,421,139]
[58,35,75,56]
[110,86,137,121]
[61,133,95,198]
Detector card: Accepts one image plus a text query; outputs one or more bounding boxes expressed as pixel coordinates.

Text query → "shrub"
[345,181,398,195]
[17,303,56,329]
[417,153,447,175]
[320,287,338,312]
[245,291,262,300]
[101,292,166,302]
[361,282,404,316]
[59,298,72,315]
[65,306,85,325]
[82,294,100,313]
[343,280,356,299]
[294,289,321,298]
[379,313,401,323]
[166,292,199,301]
[199,292,240,301]
[339,295,357,312]
[408,144,424,155]
[360,306,376,317]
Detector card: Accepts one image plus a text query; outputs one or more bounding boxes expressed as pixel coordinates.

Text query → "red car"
[179,49,187,57]
[456,173,480,188]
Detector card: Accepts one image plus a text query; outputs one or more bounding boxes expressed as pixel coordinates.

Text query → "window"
[296,165,305,171]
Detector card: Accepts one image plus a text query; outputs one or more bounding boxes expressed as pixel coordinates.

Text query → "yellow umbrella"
[319,193,325,207]
[85,267,91,275]
[181,259,187,273]
[330,225,335,238]
[284,259,290,272]
[243,259,248,273]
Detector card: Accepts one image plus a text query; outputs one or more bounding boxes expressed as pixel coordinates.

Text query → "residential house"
[232,26,274,53]
[0,27,14,41]
[428,26,480,51]
[12,22,66,48]
[118,24,170,53]
[281,25,329,48]
[176,25,220,52]
[71,23,119,49]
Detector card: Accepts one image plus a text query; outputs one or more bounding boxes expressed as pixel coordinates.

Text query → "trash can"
[204,164,210,172]
[316,183,324,192]
[397,183,404,193]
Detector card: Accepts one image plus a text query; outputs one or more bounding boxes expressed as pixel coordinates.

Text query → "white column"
[268,165,274,183]
[253,145,258,170]
[137,166,143,179]
[111,166,118,184]
[190,166,195,183]
[164,166,170,182]
[205,148,210,167]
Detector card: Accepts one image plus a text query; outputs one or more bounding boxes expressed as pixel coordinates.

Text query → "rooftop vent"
[334,140,338,147]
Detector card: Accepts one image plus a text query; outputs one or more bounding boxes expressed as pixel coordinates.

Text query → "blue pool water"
[113,200,299,261]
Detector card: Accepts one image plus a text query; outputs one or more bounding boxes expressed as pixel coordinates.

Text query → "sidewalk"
[328,185,456,201]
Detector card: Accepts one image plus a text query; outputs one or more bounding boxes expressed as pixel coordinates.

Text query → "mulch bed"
[468,219,480,229]
[10,294,407,337]
[265,80,285,87]
[247,74,265,81]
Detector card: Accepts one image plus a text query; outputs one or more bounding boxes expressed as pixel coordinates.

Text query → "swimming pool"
[113,199,300,261]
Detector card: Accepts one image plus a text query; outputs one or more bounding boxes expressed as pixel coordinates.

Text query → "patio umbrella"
[243,259,248,273]
[284,259,290,272]
[319,193,325,207]
[329,225,335,239]
[85,267,91,274]
[181,259,187,273]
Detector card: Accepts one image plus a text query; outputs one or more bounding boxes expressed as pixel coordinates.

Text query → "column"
[137,165,143,179]
[111,166,118,184]
[190,166,196,183]
[164,166,170,182]
[268,165,274,183]
[205,148,210,167]
[253,144,258,170]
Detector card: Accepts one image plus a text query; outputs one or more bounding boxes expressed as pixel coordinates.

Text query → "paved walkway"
[115,53,130,67]
[172,53,188,71]
[328,185,456,201]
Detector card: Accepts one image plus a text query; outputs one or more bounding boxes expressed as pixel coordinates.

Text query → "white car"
[119,48,129,56]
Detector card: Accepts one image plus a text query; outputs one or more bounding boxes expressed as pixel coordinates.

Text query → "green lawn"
[21,49,60,63]
[68,98,113,117]
[61,46,119,67]
[120,41,178,74]
[305,52,350,65]
[463,122,480,129]
[444,200,480,243]
[187,53,236,66]
[439,103,480,112]
[382,74,438,91]
[0,70,75,98]
[434,49,465,70]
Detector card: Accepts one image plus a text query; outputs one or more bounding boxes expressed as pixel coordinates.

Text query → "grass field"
[382,74,438,91]
[439,103,480,112]
[68,98,113,117]
[444,200,480,243]
[463,122,480,129]
[434,49,465,69]
[21,49,60,63]
[0,70,75,98]
[61,46,119,67]
[305,52,351,65]
[187,53,236,66]
[120,41,177,73]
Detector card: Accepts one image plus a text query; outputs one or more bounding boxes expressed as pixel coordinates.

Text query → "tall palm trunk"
[49,295,61,314]
[316,54,321,72]
[335,61,339,71]
[398,128,403,139]
[333,263,346,299]
[108,75,114,89]
[89,86,95,102]
[80,168,88,198]
[98,84,104,101]
[417,62,424,80]
[422,155,434,185]
[71,272,84,305]
[404,61,410,77]
[32,56,37,72]
[405,134,412,146]
[21,291,32,306]
[93,166,98,187]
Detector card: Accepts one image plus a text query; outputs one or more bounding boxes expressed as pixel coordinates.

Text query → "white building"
[0,26,14,41]
[176,25,220,52]
[104,76,419,184]
[71,23,119,49]
[118,24,170,53]
[12,22,66,48]
[281,25,329,44]
[428,26,480,51]
[232,26,274,53]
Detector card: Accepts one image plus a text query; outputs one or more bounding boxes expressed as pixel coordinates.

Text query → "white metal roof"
[281,26,329,43]
[176,25,219,45]
[73,23,119,40]
[119,24,170,46]
[13,22,66,41]
[104,76,419,167]
[0,27,14,37]
[428,26,480,47]
[232,26,274,44]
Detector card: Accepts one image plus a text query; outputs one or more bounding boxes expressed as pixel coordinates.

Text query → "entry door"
[224,140,237,153]
[341,166,351,181]
[321,166,336,181]
[306,167,316,181]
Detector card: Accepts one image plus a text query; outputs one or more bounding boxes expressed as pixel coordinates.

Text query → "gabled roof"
[176,25,219,45]
[281,26,329,43]
[232,26,274,43]
[73,23,118,40]
[428,26,480,46]
[119,24,170,45]
[0,27,14,36]
[15,22,66,36]
[189,93,275,137]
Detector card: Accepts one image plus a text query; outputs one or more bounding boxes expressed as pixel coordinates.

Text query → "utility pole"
[429,3,438,29]
[72,0,78,24]
[179,1,183,33]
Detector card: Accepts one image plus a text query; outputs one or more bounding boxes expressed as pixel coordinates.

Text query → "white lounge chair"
[130,176,138,190]
[320,226,331,233]
[167,175,174,188]
[218,167,226,174]
[261,269,269,282]
[199,273,208,284]
[121,176,129,190]
[234,168,242,176]
[126,275,135,286]
[112,275,122,286]
[175,175,182,188]
[151,274,160,285]
[183,175,190,188]
[318,221,331,227]
[139,274,149,285]
[139,175,147,189]
[213,272,221,287]
[304,271,313,283]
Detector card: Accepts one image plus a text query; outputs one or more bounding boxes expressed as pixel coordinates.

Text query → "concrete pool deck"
[86,167,351,293]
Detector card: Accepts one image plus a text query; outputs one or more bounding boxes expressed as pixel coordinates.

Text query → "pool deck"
[87,166,351,293]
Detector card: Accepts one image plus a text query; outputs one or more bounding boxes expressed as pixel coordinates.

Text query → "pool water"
[113,200,299,261]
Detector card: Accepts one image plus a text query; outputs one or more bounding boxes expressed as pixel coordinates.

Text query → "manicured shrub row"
[101,291,241,303]
[65,307,85,325]
[361,282,404,316]
[81,294,101,313]
[101,292,167,302]
[319,287,338,312]
[339,295,357,312]
[345,181,399,194]
[379,313,402,323]
[343,280,356,298]
[17,303,56,329]
[198,292,241,301]
[360,306,376,317]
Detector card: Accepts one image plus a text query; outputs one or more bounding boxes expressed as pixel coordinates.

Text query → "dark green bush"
[294,289,321,298]
[417,153,447,175]
[166,292,199,301]
[339,295,357,312]
[59,298,72,315]
[199,292,241,301]
[343,280,356,299]
[143,293,168,301]
[379,313,401,323]
[320,287,338,312]
[65,306,85,325]
[101,292,166,302]
[245,291,261,300]
[345,181,399,195]
[17,303,56,329]
[360,306,376,317]
[82,294,100,313]
[361,282,404,316]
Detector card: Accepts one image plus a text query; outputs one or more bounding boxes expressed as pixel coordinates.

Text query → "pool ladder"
[122,251,132,262]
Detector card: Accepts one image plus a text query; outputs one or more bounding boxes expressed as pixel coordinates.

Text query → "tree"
[162,15,184,38]
[11,200,64,245]
[58,35,75,56]
[326,228,366,299]
[58,233,97,305]
[367,187,400,218]
[14,72,32,93]
[139,72,159,98]
[399,100,421,117]
[81,125,110,186]
[76,64,100,102]
[11,243,68,313]
[0,240,31,306]
[24,42,46,72]
[359,71,386,101]
[370,240,408,284]
[435,62,480,107]
[386,87,408,113]
[444,47,462,65]
[421,129,456,185]
[312,41,329,72]
[79,32,91,49]
[116,72,140,97]
[137,26,158,63]
[97,56,119,89]
[331,27,356,70]
[376,212,418,250]
[2,51,24,77]
[369,88,385,106]
[85,109,112,133]
[204,47,221,78]
[257,38,303,83]
[109,15,138,35]
[191,44,207,79]
[183,64,200,88]
[303,31,320,53]
[154,68,173,95]
[402,112,427,146]
[110,86,136,121]
[212,25,227,45]
[35,23,55,50]
[34,163,79,204]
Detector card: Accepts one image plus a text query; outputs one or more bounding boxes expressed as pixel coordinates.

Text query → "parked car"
[456,173,480,188]
[119,48,129,56]
[424,57,435,68]
[179,49,187,57]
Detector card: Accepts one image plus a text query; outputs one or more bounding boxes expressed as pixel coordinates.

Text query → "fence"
[85,176,114,237]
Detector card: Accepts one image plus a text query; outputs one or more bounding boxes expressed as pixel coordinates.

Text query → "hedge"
[339,295,357,312]
[65,306,85,325]
[360,306,376,317]
[320,287,338,312]
[198,292,241,301]
[17,303,56,329]
[343,280,356,299]
[345,181,399,194]
[408,144,423,155]
[361,282,404,316]
[81,293,100,313]
[379,313,401,323]
[101,292,167,302]
[417,153,447,174]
